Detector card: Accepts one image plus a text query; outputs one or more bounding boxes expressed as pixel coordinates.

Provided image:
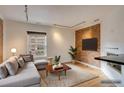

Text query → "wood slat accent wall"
[0,19,3,63]
[75,24,100,67]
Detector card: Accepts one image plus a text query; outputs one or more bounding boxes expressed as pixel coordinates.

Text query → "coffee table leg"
[57,72,60,80]
[65,70,66,76]
[59,73,60,80]
[59,74,60,80]
[46,70,48,77]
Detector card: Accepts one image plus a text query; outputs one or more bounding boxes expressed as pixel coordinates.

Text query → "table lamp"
[11,48,17,56]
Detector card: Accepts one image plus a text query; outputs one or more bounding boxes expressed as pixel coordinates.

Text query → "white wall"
[101,6,124,86]
[3,20,75,62]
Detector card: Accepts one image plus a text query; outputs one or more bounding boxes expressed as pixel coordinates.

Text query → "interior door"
[0,18,3,63]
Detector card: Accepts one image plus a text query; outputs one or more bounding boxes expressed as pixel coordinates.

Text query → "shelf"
[95,54,124,65]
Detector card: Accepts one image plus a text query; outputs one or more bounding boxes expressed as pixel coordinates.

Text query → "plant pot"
[58,63,62,67]
[53,65,58,69]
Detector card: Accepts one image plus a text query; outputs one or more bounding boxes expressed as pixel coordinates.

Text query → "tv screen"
[82,38,97,51]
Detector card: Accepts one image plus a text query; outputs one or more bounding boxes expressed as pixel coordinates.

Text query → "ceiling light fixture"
[53,24,71,28]
[53,21,86,29]
[71,21,86,28]
[25,5,28,22]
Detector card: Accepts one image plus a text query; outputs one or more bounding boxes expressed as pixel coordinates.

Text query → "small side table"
[47,57,53,64]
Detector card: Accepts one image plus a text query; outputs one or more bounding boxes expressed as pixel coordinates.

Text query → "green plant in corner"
[54,55,61,65]
[68,46,77,63]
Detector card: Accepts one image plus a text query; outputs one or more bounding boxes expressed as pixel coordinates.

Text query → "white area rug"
[40,64,99,87]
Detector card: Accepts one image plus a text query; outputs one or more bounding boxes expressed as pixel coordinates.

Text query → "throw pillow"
[5,57,19,76]
[17,57,25,68]
[20,54,34,62]
[0,64,8,79]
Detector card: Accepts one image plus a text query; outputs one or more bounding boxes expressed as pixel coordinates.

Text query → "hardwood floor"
[73,62,115,87]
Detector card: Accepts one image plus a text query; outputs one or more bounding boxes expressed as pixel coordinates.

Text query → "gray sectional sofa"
[0,56,41,87]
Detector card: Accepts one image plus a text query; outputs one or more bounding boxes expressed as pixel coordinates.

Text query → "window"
[27,31,47,59]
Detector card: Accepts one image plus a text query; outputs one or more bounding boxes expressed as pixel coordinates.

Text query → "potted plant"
[53,55,61,69]
[68,46,77,64]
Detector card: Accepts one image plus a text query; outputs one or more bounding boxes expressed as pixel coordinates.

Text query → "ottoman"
[34,59,48,70]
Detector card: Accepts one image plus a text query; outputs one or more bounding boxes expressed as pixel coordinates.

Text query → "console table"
[95,54,124,65]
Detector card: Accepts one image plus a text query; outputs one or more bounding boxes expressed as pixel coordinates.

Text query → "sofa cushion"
[5,57,19,76]
[17,57,25,68]
[0,64,8,79]
[0,62,41,87]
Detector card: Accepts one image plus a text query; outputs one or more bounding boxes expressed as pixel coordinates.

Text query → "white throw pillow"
[5,57,19,76]
[17,57,25,68]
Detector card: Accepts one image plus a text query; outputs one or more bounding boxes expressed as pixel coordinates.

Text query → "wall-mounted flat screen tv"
[82,38,97,51]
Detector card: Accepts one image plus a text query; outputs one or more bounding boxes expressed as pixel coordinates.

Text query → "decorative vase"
[53,64,57,69]
[58,62,61,66]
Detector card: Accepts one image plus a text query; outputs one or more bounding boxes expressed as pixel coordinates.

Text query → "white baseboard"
[76,60,101,70]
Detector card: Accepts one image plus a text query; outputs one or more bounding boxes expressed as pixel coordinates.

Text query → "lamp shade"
[11,48,16,53]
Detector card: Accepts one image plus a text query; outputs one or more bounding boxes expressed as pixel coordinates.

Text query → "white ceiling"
[0,5,121,28]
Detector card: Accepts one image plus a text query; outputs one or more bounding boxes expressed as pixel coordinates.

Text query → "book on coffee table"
[54,66,63,70]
